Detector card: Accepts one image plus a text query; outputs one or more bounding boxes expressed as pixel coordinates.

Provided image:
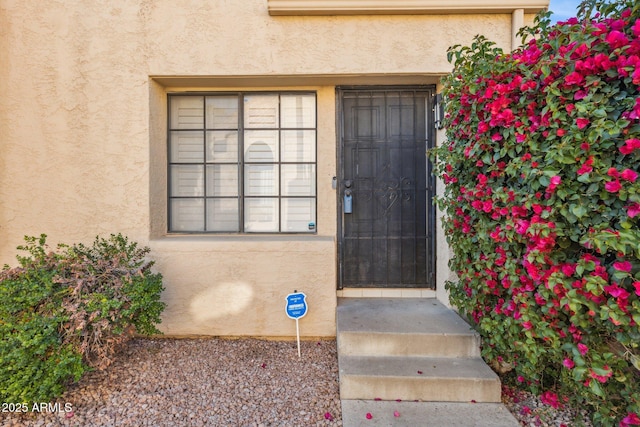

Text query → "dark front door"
[338,87,435,288]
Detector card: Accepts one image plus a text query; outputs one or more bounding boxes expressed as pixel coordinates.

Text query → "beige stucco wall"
[0,0,539,337]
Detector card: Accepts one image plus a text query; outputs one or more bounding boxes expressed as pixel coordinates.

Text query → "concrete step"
[337,298,480,358]
[339,355,502,403]
[341,400,520,427]
[336,298,502,405]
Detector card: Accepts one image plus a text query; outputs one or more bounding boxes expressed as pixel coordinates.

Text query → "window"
[168,93,317,233]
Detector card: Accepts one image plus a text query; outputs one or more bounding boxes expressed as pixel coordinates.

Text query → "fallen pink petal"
[324,412,333,420]
[394,411,401,417]
[417,370,423,374]
[366,413,373,420]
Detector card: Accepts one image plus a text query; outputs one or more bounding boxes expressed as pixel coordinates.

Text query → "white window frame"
[167,92,317,233]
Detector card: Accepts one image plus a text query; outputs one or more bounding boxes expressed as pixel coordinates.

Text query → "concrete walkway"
[341,400,520,426]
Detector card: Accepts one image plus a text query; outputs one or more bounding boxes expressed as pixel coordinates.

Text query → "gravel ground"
[1,338,594,427]
[502,385,594,427]
[1,338,342,427]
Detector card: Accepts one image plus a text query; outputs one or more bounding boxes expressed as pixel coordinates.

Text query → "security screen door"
[338,87,435,288]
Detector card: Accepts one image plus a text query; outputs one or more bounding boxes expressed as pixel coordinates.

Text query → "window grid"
[168,92,317,233]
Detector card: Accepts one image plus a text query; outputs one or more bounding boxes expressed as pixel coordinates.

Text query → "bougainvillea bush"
[432,1,640,425]
[0,234,165,404]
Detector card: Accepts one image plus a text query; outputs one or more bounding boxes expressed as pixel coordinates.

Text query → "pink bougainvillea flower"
[578,343,589,355]
[605,30,629,49]
[621,412,640,426]
[634,282,640,297]
[522,321,533,330]
[613,261,632,272]
[576,118,590,129]
[366,413,373,420]
[607,167,620,178]
[620,138,640,154]
[621,169,638,182]
[556,128,566,137]
[324,412,334,420]
[627,203,640,218]
[561,264,576,276]
[577,162,593,175]
[580,142,590,151]
[478,121,489,133]
[604,283,630,299]
[491,133,503,142]
[546,175,561,193]
[562,358,575,369]
[564,71,585,86]
[605,180,622,192]
[417,370,423,375]
[394,411,401,417]
[261,363,267,368]
[634,19,640,37]
[374,397,382,401]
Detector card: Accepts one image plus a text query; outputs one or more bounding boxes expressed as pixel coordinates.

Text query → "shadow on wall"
[189,281,255,322]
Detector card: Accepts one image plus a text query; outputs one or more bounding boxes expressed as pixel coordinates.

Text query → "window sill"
[267,0,548,15]
[151,234,334,243]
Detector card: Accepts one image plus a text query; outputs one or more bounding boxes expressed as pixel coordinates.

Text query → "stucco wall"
[1,0,538,337]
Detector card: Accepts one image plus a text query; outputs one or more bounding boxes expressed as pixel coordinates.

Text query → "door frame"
[336,85,437,290]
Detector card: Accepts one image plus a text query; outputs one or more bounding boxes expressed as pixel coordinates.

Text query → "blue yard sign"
[285,292,308,320]
[285,291,308,357]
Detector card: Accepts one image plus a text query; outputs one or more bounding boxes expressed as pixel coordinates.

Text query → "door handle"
[344,188,353,214]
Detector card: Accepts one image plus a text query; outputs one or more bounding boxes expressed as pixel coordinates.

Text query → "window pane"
[281,164,315,196]
[244,95,279,128]
[244,130,279,162]
[245,198,278,232]
[207,199,239,232]
[206,165,238,197]
[206,96,238,129]
[244,165,278,196]
[206,131,238,162]
[281,94,315,128]
[281,130,316,162]
[282,198,316,232]
[170,165,204,197]
[170,96,204,129]
[170,131,204,163]
[170,199,204,231]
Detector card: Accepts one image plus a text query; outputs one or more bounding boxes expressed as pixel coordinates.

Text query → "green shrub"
[432,1,639,425]
[0,234,165,404]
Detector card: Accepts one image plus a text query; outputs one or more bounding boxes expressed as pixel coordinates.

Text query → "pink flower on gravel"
[366,413,373,420]
[540,391,561,409]
[613,261,632,272]
[605,180,622,192]
[324,412,333,420]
